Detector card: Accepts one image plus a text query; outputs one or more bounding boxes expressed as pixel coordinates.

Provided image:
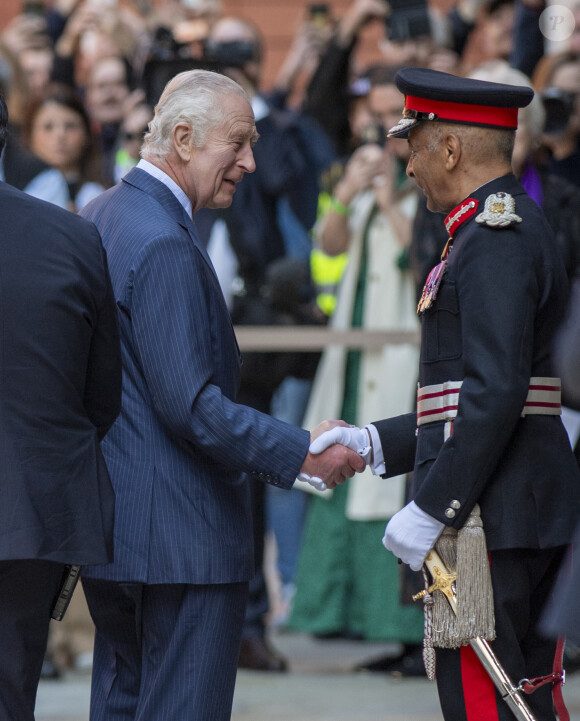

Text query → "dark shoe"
[314,630,364,641]
[356,653,406,672]
[564,644,580,675]
[40,655,62,680]
[238,636,288,672]
[387,646,426,678]
[357,644,426,677]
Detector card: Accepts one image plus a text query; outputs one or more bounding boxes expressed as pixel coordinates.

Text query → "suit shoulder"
[0,180,99,237]
[84,179,180,232]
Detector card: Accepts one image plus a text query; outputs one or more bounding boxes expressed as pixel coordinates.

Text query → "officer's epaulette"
[475,192,522,228]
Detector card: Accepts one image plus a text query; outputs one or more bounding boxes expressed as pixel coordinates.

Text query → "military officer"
[311,68,580,721]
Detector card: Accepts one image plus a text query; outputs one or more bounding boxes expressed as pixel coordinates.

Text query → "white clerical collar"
[137,158,192,217]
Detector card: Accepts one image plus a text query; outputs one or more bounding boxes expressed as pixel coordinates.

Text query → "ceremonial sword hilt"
[412,554,456,602]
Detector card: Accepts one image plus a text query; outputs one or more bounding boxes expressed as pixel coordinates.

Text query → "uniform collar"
[444,197,479,240]
[444,174,520,240]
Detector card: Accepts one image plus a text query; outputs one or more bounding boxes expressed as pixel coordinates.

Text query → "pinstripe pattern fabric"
[136,158,192,215]
[84,578,248,721]
[80,168,310,586]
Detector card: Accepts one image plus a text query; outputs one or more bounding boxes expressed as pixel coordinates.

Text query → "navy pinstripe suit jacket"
[80,168,310,584]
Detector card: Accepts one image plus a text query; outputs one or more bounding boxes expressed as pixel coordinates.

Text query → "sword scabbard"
[421,550,538,721]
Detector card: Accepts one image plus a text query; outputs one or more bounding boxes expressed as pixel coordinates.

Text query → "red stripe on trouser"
[460,645,500,721]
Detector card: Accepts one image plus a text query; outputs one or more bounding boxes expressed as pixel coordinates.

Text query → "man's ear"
[443,133,461,171]
[173,123,193,161]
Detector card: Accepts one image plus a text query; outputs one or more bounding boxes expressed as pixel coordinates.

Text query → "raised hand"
[2,13,48,54]
[336,144,384,201]
[336,0,389,47]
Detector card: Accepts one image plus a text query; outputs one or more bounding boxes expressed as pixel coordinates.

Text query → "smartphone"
[308,3,330,28]
[205,40,256,67]
[385,0,431,42]
[22,0,45,15]
[359,123,386,148]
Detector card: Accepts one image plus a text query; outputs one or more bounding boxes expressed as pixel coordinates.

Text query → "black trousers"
[435,547,566,721]
[0,559,64,721]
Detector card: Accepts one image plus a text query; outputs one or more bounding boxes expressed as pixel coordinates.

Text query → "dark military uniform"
[377,173,579,550]
[374,173,580,719]
[370,68,580,721]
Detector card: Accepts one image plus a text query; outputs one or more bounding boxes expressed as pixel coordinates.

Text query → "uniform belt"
[417,377,562,426]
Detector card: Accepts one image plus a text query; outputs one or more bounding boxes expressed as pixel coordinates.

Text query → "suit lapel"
[122,168,218,280]
[122,168,240,356]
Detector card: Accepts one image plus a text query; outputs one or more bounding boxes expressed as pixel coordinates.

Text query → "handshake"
[297,420,373,492]
[297,420,445,572]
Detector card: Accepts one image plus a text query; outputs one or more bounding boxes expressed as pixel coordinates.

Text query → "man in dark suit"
[0,93,121,721]
[312,68,580,721]
[79,69,363,721]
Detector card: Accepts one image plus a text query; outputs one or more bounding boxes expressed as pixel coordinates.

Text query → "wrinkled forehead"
[216,94,258,141]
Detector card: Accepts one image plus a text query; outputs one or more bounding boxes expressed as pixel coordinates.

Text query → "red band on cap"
[406,95,519,128]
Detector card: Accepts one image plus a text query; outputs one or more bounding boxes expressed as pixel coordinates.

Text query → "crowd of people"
[1,0,580,719]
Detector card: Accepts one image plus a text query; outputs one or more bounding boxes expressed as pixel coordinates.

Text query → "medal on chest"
[417,259,448,314]
[417,198,478,315]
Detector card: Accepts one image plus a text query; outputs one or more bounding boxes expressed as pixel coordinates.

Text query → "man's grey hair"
[141,69,251,161]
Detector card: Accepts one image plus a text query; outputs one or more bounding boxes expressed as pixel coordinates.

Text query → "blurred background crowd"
[1,0,580,683]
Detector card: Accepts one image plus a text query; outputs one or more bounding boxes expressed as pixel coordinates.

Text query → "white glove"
[382,501,445,572]
[296,472,328,492]
[309,426,372,464]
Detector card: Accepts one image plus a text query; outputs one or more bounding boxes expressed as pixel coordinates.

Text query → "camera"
[204,40,258,68]
[541,87,575,136]
[141,26,220,106]
[385,0,431,42]
[22,0,45,15]
[140,30,259,106]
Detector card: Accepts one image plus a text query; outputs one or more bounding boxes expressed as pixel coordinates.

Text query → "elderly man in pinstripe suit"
[79,69,364,721]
